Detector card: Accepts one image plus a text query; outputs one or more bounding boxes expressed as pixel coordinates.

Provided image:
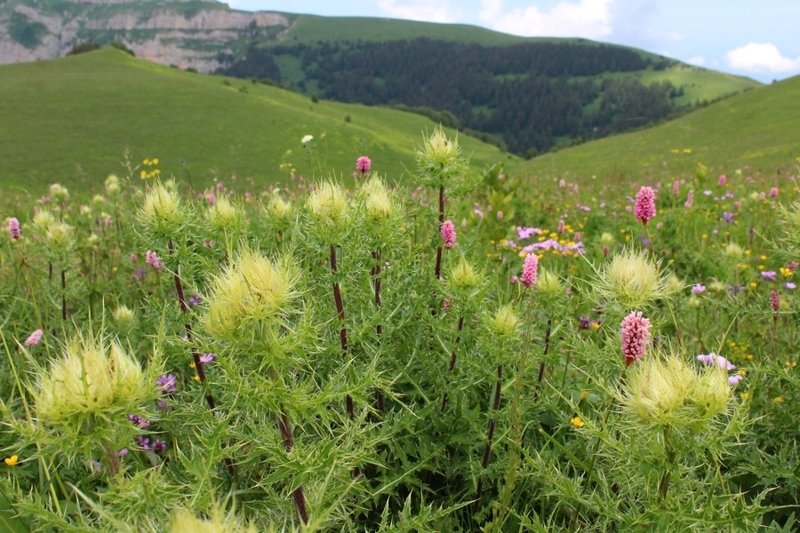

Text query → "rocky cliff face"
[0,1,289,72]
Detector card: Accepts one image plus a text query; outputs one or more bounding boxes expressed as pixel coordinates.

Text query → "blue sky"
[223,0,800,83]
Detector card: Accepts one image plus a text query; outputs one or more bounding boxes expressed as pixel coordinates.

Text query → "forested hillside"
[221,39,736,156]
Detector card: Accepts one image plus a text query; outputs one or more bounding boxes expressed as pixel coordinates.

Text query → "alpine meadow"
[1,1,800,531]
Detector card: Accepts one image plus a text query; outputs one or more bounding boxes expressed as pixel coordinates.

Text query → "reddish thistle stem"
[434,185,445,280]
[441,316,465,412]
[167,239,232,475]
[372,249,385,414]
[60,269,67,322]
[474,364,503,510]
[329,244,360,477]
[278,411,309,524]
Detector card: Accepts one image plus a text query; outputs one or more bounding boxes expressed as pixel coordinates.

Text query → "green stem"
[658,426,675,503]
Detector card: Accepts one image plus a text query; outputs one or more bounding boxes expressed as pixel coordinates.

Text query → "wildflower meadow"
[1,127,799,531]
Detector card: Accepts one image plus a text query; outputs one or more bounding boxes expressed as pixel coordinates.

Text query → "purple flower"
[440,220,457,249]
[133,267,147,282]
[620,311,651,366]
[722,211,735,224]
[152,439,167,454]
[517,227,542,240]
[770,289,780,312]
[156,373,177,394]
[127,414,151,429]
[117,448,129,458]
[356,155,372,175]
[634,186,656,226]
[199,353,216,364]
[761,271,777,281]
[578,316,591,330]
[718,175,728,186]
[156,399,170,411]
[696,353,736,371]
[129,253,138,263]
[188,294,202,306]
[8,217,20,240]
[684,191,694,209]
[136,436,151,450]
[785,282,796,290]
[728,374,743,386]
[769,187,779,198]
[145,250,165,270]
[691,283,706,295]
[24,329,43,347]
[521,253,538,288]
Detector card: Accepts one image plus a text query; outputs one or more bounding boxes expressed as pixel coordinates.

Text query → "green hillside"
[520,75,800,181]
[0,47,515,193]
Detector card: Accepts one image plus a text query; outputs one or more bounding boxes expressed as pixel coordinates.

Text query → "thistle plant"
[203,246,309,523]
[30,332,158,475]
[620,352,732,501]
[306,181,357,424]
[441,256,482,412]
[416,126,469,280]
[597,247,672,311]
[474,303,520,509]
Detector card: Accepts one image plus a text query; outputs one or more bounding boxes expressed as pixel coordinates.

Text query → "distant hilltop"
[0,1,287,72]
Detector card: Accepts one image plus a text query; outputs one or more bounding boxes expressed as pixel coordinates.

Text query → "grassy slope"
[520,75,800,182]
[0,47,515,193]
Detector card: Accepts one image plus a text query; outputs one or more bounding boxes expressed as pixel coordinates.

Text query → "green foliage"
[0,101,799,532]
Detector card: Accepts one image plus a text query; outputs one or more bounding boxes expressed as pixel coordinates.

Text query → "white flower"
[301,135,314,145]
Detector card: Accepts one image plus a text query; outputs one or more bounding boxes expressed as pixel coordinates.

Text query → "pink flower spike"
[356,155,372,175]
[635,186,656,225]
[620,311,650,366]
[521,253,538,288]
[24,329,43,347]
[440,220,457,249]
[8,217,20,240]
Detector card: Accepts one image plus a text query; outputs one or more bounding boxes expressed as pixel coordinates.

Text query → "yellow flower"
[4,455,19,467]
[193,374,200,383]
[570,416,585,428]
[740,392,750,401]
[773,396,784,404]
[580,390,590,400]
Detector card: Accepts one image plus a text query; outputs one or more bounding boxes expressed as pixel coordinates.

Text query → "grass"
[0,47,515,193]
[521,74,800,182]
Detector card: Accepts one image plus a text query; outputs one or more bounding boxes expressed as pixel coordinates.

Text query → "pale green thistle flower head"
[537,268,563,299]
[35,334,151,423]
[170,504,256,533]
[723,242,744,260]
[489,303,520,337]
[448,256,482,295]
[597,248,670,309]
[32,210,55,232]
[105,174,120,196]
[777,199,800,252]
[45,222,74,253]
[140,182,185,235]
[362,176,398,223]
[203,248,299,340]
[49,183,69,202]
[266,189,292,224]
[206,196,241,233]
[416,125,469,188]
[622,353,731,427]
[307,181,348,232]
[113,305,135,325]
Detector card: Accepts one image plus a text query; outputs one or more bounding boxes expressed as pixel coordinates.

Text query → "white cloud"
[687,55,705,66]
[478,0,614,39]
[376,0,458,23]
[726,42,800,73]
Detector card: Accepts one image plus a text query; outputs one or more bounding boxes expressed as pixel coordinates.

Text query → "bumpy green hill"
[0,47,514,192]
